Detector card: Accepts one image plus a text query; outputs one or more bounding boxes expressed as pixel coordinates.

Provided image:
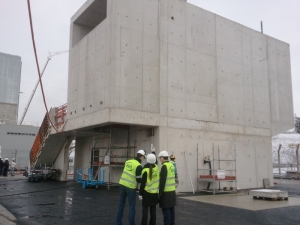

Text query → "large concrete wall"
[65,0,294,191]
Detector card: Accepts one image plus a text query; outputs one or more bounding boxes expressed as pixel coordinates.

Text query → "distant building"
[0,52,39,169]
[0,52,22,125]
[0,124,39,169]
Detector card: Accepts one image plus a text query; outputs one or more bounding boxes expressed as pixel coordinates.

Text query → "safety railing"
[54,104,67,131]
[30,114,51,167]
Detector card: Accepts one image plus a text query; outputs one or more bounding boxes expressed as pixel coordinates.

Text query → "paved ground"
[0,175,300,225]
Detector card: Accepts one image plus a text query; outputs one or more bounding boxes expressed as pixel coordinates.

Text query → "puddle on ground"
[36,203,56,206]
[24,216,34,218]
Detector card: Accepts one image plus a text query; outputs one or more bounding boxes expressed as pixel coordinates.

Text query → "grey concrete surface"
[0,205,17,225]
[0,175,300,224]
[52,0,294,194]
[181,194,300,211]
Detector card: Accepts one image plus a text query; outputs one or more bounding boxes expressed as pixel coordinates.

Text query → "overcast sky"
[0,0,299,126]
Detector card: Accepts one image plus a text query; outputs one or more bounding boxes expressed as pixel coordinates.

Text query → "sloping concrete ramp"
[30,108,69,168]
[34,132,68,168]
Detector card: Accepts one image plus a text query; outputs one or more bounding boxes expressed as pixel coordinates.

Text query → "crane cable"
[27,0,59,133]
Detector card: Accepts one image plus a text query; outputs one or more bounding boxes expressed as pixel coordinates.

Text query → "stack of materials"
[249,189,288,201]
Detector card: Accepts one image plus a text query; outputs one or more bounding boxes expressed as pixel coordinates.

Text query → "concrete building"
[34,0,294,192]
[0,52,22,125]
[0,124,39,169]
[0,53,40,170]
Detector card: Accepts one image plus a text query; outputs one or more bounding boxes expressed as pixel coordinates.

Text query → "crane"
[18,50,69,125]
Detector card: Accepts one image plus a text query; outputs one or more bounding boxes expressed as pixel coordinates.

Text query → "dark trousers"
[3,169,8,177]
[162,207,175,225]
[116,185,136,225]
[141,205,156,225]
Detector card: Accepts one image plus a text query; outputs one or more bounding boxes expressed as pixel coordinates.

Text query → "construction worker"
[158,151,176,225]
[170,155,179,187]
[116,149,146,225]
[10,158,16,176]
[139,153,159,225]
[3,158,9,177]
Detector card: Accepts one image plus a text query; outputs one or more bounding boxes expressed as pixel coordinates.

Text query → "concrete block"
[263,178,271,189]
[249,189,288,199]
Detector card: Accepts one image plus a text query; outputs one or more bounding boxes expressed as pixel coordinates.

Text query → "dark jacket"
[3,160,9,169]
[134,157,143,184]
[0,159,3,169]
[139,163,159,207]
[159,162,176,208]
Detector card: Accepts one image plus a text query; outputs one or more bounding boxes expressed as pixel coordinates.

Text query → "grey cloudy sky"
[0,0,299,126]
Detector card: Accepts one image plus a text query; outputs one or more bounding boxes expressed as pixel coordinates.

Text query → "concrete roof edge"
[71,0,95,23]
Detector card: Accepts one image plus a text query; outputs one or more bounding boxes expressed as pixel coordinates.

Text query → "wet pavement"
[0,175,300,225]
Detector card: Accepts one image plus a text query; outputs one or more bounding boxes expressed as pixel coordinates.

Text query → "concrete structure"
[0,124,39,169]
[40,0,294,192]
[0,52,22,125]
[249,189,288,200]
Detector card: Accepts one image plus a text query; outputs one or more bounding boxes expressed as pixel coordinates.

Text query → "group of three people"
[0,158,16,176]
[116,149,178,225]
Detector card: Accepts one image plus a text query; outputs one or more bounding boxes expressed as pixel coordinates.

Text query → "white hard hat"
[12,158,15,161]
[147,154,156,164]
[4,158,8,161]
[158,150,169,157]
[137,149,146,156]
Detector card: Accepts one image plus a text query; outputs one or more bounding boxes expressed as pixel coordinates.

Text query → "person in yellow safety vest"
[116,149,146,225]
[139,153,159,225]
[170,155,179,187]
[158,150,176,225]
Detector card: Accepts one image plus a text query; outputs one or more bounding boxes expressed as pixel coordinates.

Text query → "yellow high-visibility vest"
[163,162,176,192]
[119,159,141,189]
[142,165,159,194]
